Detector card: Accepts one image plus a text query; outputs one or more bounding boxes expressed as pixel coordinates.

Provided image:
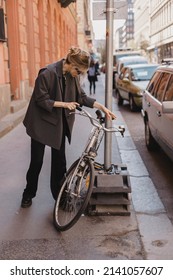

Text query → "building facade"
[133,0,173,62]
[0,0,77,120]
[77,0,93,51]
[134,0,149,53]
[120,0,135,49]
[148,0,173,62]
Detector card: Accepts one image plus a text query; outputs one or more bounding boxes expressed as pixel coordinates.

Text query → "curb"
[0,106,27,138]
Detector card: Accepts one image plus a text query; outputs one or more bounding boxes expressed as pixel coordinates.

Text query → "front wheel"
[53,158,94,231]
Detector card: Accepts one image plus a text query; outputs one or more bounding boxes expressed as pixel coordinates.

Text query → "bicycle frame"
[67,131,99,194]
[82,125,104,157]
[69,107,125,169]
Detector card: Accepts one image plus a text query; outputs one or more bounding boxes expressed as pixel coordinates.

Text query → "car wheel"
[145,120,157,150]
[129,94,138,112]
[117,90,123,106]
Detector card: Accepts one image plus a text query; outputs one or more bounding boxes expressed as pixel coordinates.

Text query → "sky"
[92,19,125,40]
[91,0,125,40]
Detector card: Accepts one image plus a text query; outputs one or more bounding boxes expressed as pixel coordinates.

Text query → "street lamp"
[104,0,114,170]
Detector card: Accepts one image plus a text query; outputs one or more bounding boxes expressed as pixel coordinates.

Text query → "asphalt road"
[118,101,173,224]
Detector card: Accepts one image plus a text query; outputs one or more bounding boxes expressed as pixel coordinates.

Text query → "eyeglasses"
[74,67,82,75]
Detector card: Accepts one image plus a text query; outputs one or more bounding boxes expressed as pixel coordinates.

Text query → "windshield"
[113,53,141,65]
[131,66,158,81]
[125,60,148,66]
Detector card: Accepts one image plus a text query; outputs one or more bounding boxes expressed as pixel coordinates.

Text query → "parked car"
[141,59,173,161]
[116,63,159,111]
[113,48,141,89]
[114,55,148,89]
[116,55,148,75]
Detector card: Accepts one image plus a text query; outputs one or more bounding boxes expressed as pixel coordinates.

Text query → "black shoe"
[21,197,32,208]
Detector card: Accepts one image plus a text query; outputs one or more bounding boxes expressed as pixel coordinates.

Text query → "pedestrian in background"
[21,46,116,208]
[87,59,98,95]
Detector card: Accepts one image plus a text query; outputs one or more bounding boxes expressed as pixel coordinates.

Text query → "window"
[124,69,130,79]
[154,72,170,102]
[147,71,161,95]
[0,8,5,42]
[163,74,173,101]
[132,66,157,81]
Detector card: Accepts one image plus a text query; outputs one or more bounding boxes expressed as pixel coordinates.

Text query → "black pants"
[88,76,96,93]
[22,137,66,200]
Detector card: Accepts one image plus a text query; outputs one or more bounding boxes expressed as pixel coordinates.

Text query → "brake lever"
[76,106,82,112]
[95,110,105,124]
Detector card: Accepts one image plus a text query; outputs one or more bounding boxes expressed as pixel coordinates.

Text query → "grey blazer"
[23,59,96,149]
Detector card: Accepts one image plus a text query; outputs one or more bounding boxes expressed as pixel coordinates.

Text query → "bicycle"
[53,107,125,231]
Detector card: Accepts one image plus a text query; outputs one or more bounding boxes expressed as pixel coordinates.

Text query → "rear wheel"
[129,94,138,112]
[145,120,157,150]
[117,90,123,106]
[53,158,94,231]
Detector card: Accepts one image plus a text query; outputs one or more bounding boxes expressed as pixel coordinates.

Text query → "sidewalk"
[0,74,173,260]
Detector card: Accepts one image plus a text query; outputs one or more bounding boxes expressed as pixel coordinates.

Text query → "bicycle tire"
[53,158,94,231]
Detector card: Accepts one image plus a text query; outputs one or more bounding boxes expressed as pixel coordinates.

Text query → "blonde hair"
[65,46,90,70]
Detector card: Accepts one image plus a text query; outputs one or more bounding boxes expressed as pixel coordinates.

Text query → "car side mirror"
[162,101,173,114]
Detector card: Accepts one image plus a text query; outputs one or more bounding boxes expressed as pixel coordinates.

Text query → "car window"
[147,71,161,94]
[124,69,130,79]
[118,59,147,73]
[154,72,170,102]
[131,66,157,81]
[119,63,126,73]
[163,74,173,101]
[119,67,127,79]
[125,60,148,66]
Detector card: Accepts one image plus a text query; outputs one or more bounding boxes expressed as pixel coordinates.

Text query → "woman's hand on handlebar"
[93,101,116,120]
[63,102,80,110]
[53,101,79,110]
[102,107,116,120]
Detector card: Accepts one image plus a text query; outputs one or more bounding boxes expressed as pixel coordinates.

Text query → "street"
[0,75,173,260]
[118,102,173,224]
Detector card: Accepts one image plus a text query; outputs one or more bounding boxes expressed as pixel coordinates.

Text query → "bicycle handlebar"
[74,106,125,136]
[75,106,103,128]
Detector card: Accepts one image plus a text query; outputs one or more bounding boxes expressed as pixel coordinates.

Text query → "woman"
[21,46,116,208]
[87,59,98,95]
